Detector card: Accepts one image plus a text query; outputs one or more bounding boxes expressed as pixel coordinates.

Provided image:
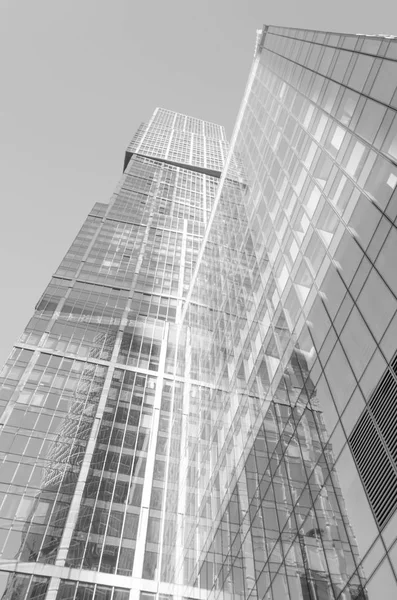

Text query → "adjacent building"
[1,24,397,600]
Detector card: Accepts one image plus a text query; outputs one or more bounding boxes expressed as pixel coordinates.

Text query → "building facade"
[1,25,397,600]
[0,108,227,599]
[178,25,397,600]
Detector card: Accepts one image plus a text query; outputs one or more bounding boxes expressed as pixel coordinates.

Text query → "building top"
[151,107,226,141]
[124,107,240,178]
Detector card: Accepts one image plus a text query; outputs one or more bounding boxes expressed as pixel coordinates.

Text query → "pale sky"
[1,0,397,366]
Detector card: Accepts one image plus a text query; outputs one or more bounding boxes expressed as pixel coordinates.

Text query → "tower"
[0,108,228,598]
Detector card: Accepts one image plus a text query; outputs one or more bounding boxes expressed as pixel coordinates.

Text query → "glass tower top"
[125,107,227,176]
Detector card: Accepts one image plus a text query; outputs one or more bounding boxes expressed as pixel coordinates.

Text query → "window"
[356,99,386,144]
[364,155,397,209]
[371,59,397,105]
[349,54,374,91]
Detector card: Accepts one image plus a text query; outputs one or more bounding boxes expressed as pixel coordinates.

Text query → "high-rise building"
[0,108,227,599]
[1,24,397,600]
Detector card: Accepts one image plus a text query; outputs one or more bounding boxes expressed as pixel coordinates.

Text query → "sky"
[1,0,397,367]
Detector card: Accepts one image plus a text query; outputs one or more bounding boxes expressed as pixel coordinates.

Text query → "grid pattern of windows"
[65,368,155,574]
[56,580,129,600]
[0,352,107,565]
[0,572,49,599]
[0,106,226,597]
[196,393,365,599]
[176,26,397,600]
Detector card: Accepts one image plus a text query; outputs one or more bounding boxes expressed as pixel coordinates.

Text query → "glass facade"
[177,26,397,600]
[1,27,397,600]
[0,109,225,599]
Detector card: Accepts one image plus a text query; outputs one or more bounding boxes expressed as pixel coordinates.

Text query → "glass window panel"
[1,573,31,597]
[364,155,397,210]
[375,226,397,299]
[371,59,397,104]
[311,75,325,103]
[302,103,315,129]
[118,547,134,575]
[343,139,367,179]
[382,114,397,161]
[277,263,289,292]
[317,202,338,242]
[16,496,35,519]
[3,530,23,558]
[0,432,14,452]
[336,88,359,126]
[0,493,20,518]
[314,375,339,434]
[355,99,386,144]
[146,516,161,543]
[325,342,357,411]
[366,558,397,597]
[28,577,49,599]
[348,193,381,248]
[386,41,397,60]
[287,235,299,264]
[319,47,335,76]
[285,287,300,326]
[313,113,329,142]
[334,230,363,286]
[349,54,374,91]
[389,542,397,576]
[325,123,346,157]
[358,268,397,342]
[113,590,130,600]
[303,183,321,217]
[307,295,331,351]
[340,307,376,379]
[95,585,112,600]
[332,50,353,82]
[321,266,346,319]
[362,38,382,55]
[322,80,340,113]
[293,208,310,242]
[313,152,333,187]
[305,232,326,277]
[302,140,317,169]
[142,550,158,579]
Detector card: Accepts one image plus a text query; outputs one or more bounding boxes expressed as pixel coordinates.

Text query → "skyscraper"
[0,108,228,599]
[1,24,397,600]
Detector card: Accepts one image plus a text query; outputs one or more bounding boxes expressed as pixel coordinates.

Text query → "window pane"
[343,140,367,179]
[371,59,397,104]
[366,558,397,598]
[355,99,386,144]
[325,342,356,411]
[364,155,397,209]
[340,307,376,379]
[349,54,374,91]
[332,50,353,82]
[382,114,397,160]
[348,193,380,248]
[336,88,359,126]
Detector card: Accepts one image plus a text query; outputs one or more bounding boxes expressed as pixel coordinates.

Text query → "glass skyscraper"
[1,24,397,600]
